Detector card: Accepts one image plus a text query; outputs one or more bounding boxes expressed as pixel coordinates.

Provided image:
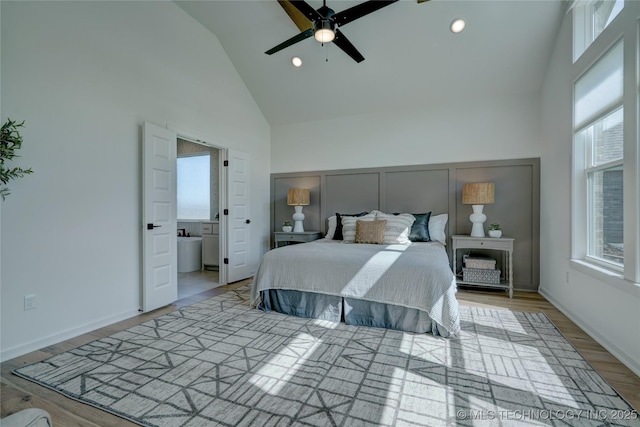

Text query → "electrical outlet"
[24,294,37,311]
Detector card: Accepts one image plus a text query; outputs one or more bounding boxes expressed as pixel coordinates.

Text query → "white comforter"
[251,240,460,336]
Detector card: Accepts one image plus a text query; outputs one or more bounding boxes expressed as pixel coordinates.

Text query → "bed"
[251,211,460,337]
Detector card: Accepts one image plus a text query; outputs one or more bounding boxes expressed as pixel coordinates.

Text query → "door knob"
[245,219,251,224]
[147,223,162,230]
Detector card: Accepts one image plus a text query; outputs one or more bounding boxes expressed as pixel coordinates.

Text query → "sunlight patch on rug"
[249,332,322,395]
[13,286,639,427]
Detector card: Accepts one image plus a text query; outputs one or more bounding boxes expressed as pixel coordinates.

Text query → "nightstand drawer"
[458,238,512,251]
[273,231,323,248]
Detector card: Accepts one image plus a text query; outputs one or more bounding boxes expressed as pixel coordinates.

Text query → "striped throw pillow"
[372,211,416,244]
[341,214,376,243]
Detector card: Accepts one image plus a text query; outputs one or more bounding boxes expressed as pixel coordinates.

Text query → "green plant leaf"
[1,118,33,200]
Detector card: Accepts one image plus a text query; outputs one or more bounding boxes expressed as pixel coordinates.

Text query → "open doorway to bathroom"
[176,138,221,299]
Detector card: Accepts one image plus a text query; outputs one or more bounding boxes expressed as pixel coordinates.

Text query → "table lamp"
[462,182,495,237]
[287,188,310,232]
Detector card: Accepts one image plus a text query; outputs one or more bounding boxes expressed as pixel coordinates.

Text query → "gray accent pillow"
[409,212,432,242]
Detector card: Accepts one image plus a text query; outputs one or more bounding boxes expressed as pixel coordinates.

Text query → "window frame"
[586,161,624,271]
[582,106,624,270]
[570,3,640,288]
[573,0,625,62]
[573,39,624,270]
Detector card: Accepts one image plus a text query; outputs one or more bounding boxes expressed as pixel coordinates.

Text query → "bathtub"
[177,236,202,273]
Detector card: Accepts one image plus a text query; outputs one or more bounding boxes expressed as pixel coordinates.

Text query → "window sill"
[570,259,640,298]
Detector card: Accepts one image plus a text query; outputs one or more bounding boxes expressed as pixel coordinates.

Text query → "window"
[177,153,210,220]
[573,0,624,61]
[574,41,624,269]
[582,109,624,266]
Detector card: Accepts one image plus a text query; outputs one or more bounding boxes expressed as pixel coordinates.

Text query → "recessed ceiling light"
[450,18,466,34]
[291,56,303,68]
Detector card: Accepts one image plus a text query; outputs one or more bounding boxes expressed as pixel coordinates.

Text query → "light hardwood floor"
[2,283,638,426]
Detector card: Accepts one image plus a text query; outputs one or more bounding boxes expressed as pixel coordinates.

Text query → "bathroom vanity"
[201,222,219,270]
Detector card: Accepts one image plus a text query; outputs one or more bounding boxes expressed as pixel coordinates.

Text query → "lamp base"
[292,205,305,232]
[469,204,487,237]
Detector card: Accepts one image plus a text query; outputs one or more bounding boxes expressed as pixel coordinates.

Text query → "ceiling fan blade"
[288,0,323,22]
[417,0,430,3]
[332,29,365,63]
[333,0,398,27]
[265,28,314,55]
[277,0,313,31]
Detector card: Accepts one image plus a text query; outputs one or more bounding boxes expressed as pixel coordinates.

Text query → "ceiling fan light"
[315,28,335,43]
[314,20,335,43]
[291,56,303,67]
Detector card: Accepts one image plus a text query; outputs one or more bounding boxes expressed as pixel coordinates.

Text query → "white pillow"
[341,214,376,242]
[371,211,415,244]
[429,213,448,244]
[325,215,337,239]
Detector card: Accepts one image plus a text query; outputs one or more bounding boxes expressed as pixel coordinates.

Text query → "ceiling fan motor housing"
[314,5,336,43]
[318,4,335,19]
[266,0,400,63]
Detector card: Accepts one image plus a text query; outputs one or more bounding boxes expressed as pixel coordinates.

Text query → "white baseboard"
[539,288,640,377]
[0,308,140,363]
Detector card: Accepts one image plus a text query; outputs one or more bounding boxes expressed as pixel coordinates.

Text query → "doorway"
[176,137,222,299]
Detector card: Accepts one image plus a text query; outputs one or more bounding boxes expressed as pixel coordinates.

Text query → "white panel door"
[226,149,252,283]
[142,122,177,311]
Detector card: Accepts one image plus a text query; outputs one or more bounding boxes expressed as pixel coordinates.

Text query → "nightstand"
[273,231,323,248]
[451,235,515,298]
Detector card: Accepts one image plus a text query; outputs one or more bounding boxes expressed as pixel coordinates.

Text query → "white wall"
[0,1,270,361]
[271,91,541,173]
[539,7,640,375]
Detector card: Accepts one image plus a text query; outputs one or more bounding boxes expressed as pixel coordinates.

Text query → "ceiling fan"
[265,0,401,63]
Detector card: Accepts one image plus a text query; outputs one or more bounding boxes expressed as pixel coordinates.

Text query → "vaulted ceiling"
[176,0,565,126]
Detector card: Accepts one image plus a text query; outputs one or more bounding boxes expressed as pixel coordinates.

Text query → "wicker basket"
[464,257,496,270]
[463,268,501,284]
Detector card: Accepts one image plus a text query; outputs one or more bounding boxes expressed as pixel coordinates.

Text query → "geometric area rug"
[13,286,639,427]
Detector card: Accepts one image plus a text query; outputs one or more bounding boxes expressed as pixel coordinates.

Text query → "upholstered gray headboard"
[271,158,540,291]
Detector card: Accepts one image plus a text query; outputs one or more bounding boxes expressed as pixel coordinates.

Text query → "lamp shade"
[287,188,310,206]
[462,183,495,205]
